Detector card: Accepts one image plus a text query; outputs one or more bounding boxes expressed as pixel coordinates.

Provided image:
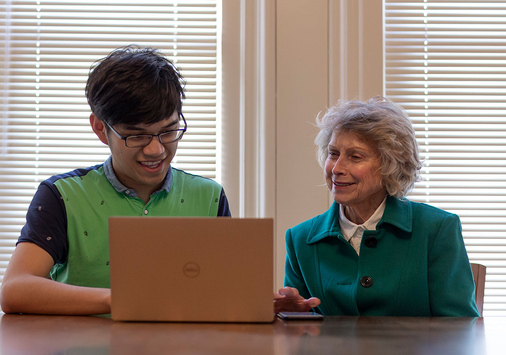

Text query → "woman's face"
[325,130,387,222]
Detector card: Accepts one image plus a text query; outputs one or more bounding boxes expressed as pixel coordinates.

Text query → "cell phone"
[277,311,324,321]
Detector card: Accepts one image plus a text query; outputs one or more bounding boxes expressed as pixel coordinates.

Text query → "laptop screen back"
[109,217,274,323]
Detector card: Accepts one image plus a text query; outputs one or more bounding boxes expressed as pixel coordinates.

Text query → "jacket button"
[360,276,373,288]
[365,236,377,248]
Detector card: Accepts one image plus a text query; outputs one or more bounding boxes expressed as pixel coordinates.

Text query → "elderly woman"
[275,96,479,317]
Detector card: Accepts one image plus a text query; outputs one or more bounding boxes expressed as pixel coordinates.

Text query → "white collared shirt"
[339,198,387,255]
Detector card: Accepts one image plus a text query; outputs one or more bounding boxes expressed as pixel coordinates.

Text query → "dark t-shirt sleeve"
[217,188,231,217]
[17,181,68,264]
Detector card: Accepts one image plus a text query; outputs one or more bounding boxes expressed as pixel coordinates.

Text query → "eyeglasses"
[104,115,187,148]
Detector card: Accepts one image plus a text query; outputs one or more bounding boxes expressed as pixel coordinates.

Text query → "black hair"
[85,45,185,125]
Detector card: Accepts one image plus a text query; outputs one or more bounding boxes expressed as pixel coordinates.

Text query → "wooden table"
[0,313,504,354]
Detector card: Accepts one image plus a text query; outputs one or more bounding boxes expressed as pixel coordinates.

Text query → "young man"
[0,46,231,315]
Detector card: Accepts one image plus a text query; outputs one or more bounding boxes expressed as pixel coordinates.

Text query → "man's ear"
[90,113,109,145]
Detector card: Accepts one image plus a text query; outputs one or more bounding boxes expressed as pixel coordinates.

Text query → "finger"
[306,297,321,308]
[278,286,300,298]
[273,291,286,300]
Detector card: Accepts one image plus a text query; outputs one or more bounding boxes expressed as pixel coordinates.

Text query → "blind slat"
[386,0,506,316]
[0,0,220,304]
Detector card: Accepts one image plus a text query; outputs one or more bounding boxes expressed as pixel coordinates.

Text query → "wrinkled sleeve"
[428,213,480,317]
[284,228,312,300]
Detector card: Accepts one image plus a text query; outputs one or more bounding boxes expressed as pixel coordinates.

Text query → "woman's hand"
[273,286,321,313]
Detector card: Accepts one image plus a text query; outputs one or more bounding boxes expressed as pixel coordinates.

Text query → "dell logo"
[183,262,200,278]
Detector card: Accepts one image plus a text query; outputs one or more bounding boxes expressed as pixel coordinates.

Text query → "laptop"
[108,216,275,323]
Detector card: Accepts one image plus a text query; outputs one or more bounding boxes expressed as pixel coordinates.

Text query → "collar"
[378,195,413,232]
[103,155,173,198]
[306,195,413,245]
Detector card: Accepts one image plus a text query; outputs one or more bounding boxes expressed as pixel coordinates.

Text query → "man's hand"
[273,286,321,313]
[1,242,111,315]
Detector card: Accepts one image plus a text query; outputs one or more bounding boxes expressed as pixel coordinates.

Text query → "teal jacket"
[285,196,480,317]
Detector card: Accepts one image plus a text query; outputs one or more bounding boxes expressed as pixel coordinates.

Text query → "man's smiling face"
[92,111,181,202]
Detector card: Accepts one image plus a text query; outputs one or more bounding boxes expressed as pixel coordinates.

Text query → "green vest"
[50,167,222,288]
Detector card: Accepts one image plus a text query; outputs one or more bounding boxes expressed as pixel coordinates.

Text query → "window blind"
[0,0,219,285]
[385,0,506,316]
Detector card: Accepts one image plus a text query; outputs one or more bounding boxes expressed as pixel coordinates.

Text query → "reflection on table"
[1,313,504,355]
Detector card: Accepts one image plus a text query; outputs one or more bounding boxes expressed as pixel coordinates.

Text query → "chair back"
[470,263,486,316]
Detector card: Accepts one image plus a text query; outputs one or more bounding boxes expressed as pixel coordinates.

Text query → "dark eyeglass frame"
[104,114,187,148]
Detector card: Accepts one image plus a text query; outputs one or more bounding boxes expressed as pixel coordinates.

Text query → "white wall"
[222,0,384,289]
[275,0,330,287]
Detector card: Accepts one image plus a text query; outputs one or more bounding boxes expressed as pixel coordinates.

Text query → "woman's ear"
[90,113,109,145]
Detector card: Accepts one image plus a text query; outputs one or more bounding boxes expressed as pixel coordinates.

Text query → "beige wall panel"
[329,0,383,102]
[275,0,330,288]
[221,0,242,217]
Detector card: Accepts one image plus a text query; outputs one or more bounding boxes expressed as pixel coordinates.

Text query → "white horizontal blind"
[385,0,506,316]
[0,0,219,285]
